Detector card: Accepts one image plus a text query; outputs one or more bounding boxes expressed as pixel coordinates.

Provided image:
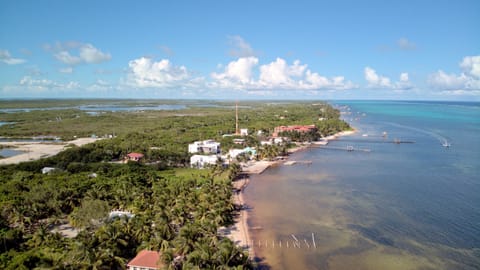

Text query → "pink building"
[127,250,162,270]
[272,125,317,137]
[125,152,144,162]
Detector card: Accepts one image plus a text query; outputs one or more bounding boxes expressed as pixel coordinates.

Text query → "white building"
[41,167,57,174]
[188,140,221,154]
[190,155,221,168]
[260,137,290,146]
[228,147,257,161]
[109,210,135,220]
[240,128,248,136]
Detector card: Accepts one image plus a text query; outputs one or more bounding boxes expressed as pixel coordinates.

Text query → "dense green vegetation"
[0,100,350,269]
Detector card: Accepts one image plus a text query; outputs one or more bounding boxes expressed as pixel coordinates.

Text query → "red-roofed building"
[125,152,144,163]
[127,250,162,270]
[272,125,317,137]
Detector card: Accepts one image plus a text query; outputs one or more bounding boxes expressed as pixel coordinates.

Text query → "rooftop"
[127,250,162,269]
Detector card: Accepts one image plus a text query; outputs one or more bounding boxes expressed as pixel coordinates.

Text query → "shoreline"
[224,128,356,261]
[0,138,101,165]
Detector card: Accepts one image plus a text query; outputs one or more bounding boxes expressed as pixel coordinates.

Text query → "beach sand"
[0,137,101,165]
[223,176,255,258]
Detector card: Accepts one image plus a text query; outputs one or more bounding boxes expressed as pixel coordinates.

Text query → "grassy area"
[0,100,349,140]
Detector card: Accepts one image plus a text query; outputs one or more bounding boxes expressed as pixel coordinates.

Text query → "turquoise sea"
[244,101,480,270]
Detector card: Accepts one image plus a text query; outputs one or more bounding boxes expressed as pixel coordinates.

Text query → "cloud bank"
[211,57,355,91]
[428,55,480,94]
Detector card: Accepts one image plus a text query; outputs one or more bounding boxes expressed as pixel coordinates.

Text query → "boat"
[442,140,451,148]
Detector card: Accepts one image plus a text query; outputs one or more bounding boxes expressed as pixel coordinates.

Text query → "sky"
[0,0,479,100]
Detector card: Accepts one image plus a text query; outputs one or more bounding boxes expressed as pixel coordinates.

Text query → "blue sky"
[0,0,479,100]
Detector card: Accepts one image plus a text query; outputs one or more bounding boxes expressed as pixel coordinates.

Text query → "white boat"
[442,140,451,148]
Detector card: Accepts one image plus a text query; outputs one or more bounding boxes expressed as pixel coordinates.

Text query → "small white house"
[188,140,221,154]
[240,128,248,136]
[42,167,57,174]
[109,210,135,220]
[190,155,220,168]
[228,147,256,161]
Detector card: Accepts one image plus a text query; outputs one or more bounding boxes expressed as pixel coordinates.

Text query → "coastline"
[224,128,356,261]
[0,138,101,165]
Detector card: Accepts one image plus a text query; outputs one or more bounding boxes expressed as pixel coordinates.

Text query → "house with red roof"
[125,152,144,163]
[127,250,162,270]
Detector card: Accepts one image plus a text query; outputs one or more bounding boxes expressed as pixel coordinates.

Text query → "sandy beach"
[219,176,255,258]
[0,137,101,165]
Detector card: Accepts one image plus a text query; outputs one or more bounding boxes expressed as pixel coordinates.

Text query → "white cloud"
[210,57,355,91]
[126,57,192,88]
[304,72,356,90]
[364,67,413,90]
[397,38,416,50]
[228,36,256,57]
[52,43,111,65]
[428,71,469,90]
[364,67,392,88]
[211,57,258,88]
[259,58,306,87]
[0,49,27,65]
[54,51,82,65]
[460,55,480,78]
[428,55,480,93]
[79,44,111,63]
[18,76,79,91]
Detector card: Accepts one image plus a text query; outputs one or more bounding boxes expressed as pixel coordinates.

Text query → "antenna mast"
[235,101,239,135]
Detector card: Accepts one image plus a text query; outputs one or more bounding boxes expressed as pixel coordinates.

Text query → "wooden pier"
[318,145,371,152]
[248,233,319,250]
[284,160,313,166]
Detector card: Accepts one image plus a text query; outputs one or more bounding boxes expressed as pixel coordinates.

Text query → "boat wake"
[379,121,451,147]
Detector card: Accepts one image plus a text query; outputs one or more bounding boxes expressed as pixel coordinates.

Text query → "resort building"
[190,154,221,168]
[188,140,221,154]
[240,128,249,136]
[272,125,317,137]
[125,152,144,162]
[127,250,162,270]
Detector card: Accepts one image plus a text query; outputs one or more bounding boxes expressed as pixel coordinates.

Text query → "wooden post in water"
[312,233,316,248]
[291,234,300,248]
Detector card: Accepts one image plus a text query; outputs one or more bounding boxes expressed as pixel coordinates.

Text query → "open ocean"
[244,100,480,270]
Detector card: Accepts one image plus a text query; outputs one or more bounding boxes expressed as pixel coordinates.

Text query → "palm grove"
[0,101,350,269]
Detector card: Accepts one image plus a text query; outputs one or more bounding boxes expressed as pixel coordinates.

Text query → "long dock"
[337,138,415,144]
[318,145,371,152]
[284,160,312,166]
